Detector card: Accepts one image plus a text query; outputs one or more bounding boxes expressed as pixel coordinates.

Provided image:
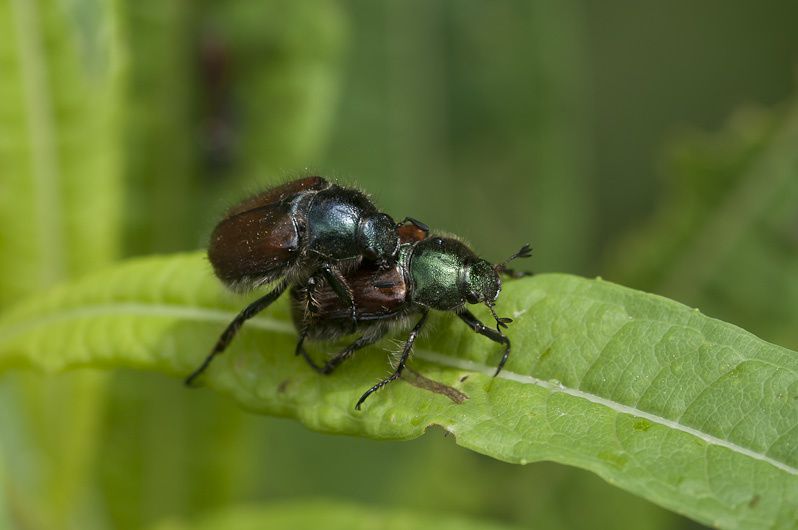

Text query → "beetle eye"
[463,260,500,306]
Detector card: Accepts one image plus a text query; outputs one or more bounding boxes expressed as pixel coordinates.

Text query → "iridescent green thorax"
[407,237,495,310]
[409,241,463,310]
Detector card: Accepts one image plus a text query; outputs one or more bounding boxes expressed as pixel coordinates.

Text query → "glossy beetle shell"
[208,177,328,290]
[207,177,397,292]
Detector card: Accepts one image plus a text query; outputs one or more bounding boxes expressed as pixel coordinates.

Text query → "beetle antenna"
[495,243,532,273]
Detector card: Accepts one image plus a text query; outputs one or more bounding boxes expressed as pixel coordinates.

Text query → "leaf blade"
[0,253,796,529]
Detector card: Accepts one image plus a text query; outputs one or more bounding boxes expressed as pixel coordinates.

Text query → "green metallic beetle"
[291,233,531,409]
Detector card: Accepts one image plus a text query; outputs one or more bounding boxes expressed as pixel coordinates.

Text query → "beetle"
[185,176,427,385]
[291,234,531,409]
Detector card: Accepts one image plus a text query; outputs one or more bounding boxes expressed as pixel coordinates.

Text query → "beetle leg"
[322,329,388,375]
[458,309,511,376]
[321,264,358,333]
[355,311,429,410]
[292,274,327,372]
[396,216,429,236]
[302,273,323,316]
[185,281,288,386]
[499,268,534,279]
[294,328,323,372]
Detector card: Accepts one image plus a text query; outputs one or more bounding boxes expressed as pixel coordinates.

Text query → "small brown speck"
[748,494,760,508]
[460,375,469,383]
[277,380,290,394]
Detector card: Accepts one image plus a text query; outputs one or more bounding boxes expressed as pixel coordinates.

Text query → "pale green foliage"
[150,499,523,530]
[1,253,795,529]
[0,0,123,302]
[0,2,123,528]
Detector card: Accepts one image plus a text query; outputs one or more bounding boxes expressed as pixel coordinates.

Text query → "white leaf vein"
[0,303,795,477]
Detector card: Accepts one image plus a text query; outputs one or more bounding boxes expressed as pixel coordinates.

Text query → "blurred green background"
[2,1,797,529]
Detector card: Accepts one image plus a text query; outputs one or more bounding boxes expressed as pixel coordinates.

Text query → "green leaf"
[115,1,196,254]
[0,253,796,530]
[149,499,522,530]
[0,1,124,528]
[607,100,798,349]
[203,0,346,177]
[96,371,258,530]
[0,0,123,303]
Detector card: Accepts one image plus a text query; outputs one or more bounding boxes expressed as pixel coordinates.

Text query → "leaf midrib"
[417,350,797,476]
[0,303,295,343]
[0,301,794,477]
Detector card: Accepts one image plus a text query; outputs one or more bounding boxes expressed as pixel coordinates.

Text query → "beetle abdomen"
[290,260,409,338]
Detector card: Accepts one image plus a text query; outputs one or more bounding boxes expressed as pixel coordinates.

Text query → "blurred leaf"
[149,499,522,530]
[118,0,346,255]
[200,0,346,179]
[96,370,257,530]
[116,1,196,254]
[0,0,124,528]
[0,0,122,304]
[322,0,592,273]
[0,253,795,529]
[606,100,798,349]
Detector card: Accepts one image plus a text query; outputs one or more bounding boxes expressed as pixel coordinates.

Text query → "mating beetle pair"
[186,177,530,409]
